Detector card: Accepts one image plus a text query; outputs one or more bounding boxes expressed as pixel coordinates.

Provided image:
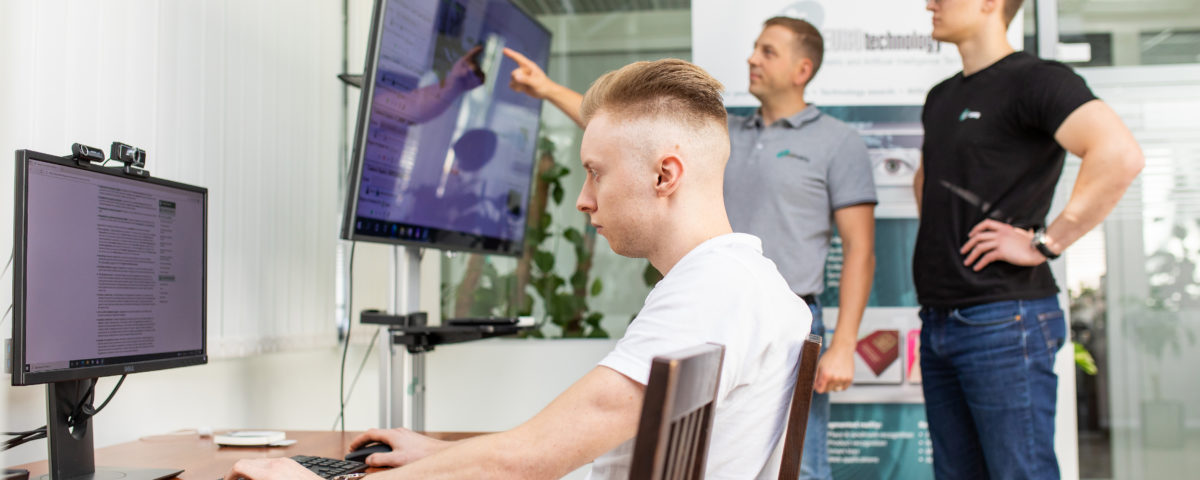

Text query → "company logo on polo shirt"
[959,108,982,122]
[776,149,809,162]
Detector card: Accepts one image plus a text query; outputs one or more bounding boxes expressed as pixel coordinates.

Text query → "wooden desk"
[14,430,482,479]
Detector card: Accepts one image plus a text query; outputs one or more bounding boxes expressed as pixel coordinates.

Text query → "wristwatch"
[1031,228,1060,260]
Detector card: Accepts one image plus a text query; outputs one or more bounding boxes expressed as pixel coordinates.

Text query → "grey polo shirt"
[724,106,876,296]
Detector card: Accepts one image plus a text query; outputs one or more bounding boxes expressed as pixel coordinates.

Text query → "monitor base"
[36,466,183,480]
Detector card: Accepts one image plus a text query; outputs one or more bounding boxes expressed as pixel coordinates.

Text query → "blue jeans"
[799,300,831,480]
[918,296,1066,480]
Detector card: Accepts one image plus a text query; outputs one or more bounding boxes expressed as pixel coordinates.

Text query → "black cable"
[332,324,382,429]
[0,303,12,327]
[2,375,124,452]
[68,375,126,429]
[3,429,45,451]
[0,249,12,279]
[345,326,381,404]
[2,428,44,436]
[337,241,357,433]
[2,249,13,328]
[90,375,126,414]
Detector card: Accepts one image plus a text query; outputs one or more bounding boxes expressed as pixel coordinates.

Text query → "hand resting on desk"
[222,428,452,479]
[225,457,322,480]
[348,428,454,467]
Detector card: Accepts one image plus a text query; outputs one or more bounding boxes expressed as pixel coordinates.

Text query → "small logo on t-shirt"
[776,149,810,162]
[959,108,982,122]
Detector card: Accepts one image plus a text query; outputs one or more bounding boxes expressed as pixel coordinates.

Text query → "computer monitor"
[12,149,207,479]
[341,0,552,256]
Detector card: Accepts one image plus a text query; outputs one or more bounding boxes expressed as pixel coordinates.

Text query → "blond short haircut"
[580,59,726,130]
[763,17,824,80]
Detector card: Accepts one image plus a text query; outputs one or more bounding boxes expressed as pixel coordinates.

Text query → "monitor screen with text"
[14,151,207,385]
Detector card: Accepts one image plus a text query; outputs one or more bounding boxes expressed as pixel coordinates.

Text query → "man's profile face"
[747,25,808,100]
[576,112,657,259]
[926,0,989,43]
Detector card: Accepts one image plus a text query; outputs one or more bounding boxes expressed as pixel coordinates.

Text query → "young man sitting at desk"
[226,59,811,480]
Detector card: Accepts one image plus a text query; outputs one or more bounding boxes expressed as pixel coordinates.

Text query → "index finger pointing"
[502,47,534,67]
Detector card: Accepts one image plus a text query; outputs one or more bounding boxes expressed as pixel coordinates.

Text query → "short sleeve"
[1019,61,1097,135]
[827,130,878,211]
[596,253,750,390]
[597,282,731,387]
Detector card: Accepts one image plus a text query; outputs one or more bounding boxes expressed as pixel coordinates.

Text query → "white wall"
[0,0,349,467]
[0,0,345,357]
[0,4,610,478]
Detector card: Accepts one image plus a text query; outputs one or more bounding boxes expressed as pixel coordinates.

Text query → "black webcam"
[110,141,146,168]
[70,143,105,164]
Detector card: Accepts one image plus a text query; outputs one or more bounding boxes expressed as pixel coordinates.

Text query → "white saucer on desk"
[213,431,291,447]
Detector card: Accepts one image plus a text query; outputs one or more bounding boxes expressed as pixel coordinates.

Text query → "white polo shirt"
[588,233,812,480]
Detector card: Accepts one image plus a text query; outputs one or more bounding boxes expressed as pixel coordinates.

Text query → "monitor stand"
[42,379,183,480]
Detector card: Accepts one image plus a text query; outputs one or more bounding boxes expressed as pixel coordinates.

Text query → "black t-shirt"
[914,52,1096,308]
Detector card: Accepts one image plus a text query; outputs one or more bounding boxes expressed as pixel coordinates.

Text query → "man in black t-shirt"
[915,0,1143,479]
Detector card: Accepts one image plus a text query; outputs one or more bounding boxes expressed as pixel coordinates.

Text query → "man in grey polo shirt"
[504,16,876,480]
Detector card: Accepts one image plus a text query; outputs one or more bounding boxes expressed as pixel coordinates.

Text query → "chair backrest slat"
[777,334,824,480]
[630,343,726,480]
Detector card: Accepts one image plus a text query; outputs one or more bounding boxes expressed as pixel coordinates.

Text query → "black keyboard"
[290,455,367,478]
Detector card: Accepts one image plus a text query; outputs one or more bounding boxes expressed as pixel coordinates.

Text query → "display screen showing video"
[344,0,551,255]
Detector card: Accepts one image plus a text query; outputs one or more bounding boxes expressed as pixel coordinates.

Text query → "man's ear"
[792,57,814,87]
[982,0,1001,15]
[654,154,684,198]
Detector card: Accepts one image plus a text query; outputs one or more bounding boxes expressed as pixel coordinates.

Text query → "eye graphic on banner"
[869,148,920,186]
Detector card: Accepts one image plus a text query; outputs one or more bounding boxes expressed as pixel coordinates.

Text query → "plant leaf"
[533,251,555,273]
[590,278,603,297]
[1074,342,1098,375]
[551,183,564,205]
[642,262,662,287]
[563,227,583,245]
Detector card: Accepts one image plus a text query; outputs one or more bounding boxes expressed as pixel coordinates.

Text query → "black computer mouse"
[345,441,393,462]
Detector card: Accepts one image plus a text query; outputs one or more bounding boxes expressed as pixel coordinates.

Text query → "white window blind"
[0,0,345,357]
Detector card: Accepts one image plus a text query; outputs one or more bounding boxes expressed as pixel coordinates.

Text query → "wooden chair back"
[778,334,824,480]
[629,343,726,480]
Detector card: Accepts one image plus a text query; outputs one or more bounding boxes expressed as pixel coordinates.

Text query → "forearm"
[372,367,640,480]
[1043,143,1143,254]
[913,166,924,214]
[544,83,585,128]
[831,242,874,349]
[408,83,465,123]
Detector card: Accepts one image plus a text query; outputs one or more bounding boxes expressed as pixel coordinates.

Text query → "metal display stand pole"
[380,246,424,430]
[374,247,532,430]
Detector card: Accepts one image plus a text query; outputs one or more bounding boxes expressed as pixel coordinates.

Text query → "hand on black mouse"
[346,428,454,467]
[344,441,392,463]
